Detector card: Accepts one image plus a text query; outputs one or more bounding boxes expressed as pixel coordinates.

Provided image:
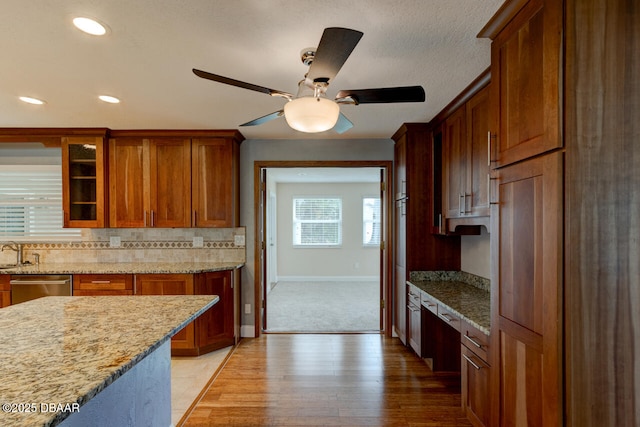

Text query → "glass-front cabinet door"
[61,136,107,228]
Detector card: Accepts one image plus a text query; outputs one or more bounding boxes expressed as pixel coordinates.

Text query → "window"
[363,197,381,246]
[0,165,81,241]
[293,197,342,246]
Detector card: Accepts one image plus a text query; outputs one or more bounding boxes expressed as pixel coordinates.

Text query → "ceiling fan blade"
[307,28,363,83]
[333,113,353,134]
[336,86,426,104]
[239,110,284,127]
[193,69,293,98]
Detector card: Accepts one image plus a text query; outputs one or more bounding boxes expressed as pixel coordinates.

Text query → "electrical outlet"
[244,303,251,314]
[234,235,245,246]
[192,236,204,247]
[109,236,121,248]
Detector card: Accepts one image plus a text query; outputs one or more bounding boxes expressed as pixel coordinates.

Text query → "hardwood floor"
[183,334,471,426]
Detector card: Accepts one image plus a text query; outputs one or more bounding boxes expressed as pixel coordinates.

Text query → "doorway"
[254,161,393,336]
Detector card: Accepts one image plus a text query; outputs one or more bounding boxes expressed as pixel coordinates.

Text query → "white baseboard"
[240,325,256,338]
[277,276,379,282]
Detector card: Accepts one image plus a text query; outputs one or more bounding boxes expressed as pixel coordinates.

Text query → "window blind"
[0,166,81,241]
[293,198,342,246]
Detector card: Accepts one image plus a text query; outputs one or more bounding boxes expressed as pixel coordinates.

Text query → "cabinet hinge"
[380,300,385,309]
[380,182,386,192]
[261,241,266,250]
[262,300,265,309]
[380,241,385,250]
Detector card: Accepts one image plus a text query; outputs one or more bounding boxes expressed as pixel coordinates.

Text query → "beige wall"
[275,182,379,280]
[460,227,490,279]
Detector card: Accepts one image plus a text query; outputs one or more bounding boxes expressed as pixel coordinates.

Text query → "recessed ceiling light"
[19,96,46,105]
[73,17,108,36]
[99,95,120,104]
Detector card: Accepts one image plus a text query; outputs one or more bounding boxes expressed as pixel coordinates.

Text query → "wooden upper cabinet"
[109,138,145,227]
[109,130,242,228]
[109,136,191,228]
[148,138,192,228]
[441,84,490,229]
[465,86,490,218]
[480,0,562,168]
[443,107,467,219]
[61,136,108,228]
[192,138,239,227]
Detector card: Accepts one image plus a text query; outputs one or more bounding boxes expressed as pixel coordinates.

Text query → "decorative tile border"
[24,240,242,250]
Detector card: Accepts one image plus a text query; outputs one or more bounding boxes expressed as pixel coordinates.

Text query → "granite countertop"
[409,279,490,334]
[0,295,219,427]
[0,261,244,275]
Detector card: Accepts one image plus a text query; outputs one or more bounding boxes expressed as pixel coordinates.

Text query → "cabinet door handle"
[151,210,155,227]
[90,280,111,284]
[487,131,492,166]
[192,210,197,226]
[463,353,483,370]
[144,210,148,227]
[464,334,483,349]
[439,312,455,322]
[459,194,464,215]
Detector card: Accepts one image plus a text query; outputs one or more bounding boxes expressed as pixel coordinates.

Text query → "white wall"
[276,182,379,280]
[239,138,394,336]
[460,227,490,279]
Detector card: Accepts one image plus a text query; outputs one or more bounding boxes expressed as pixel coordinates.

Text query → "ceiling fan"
[193,27,425,134]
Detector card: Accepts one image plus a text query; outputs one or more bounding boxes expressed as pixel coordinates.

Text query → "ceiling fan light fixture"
[73,17,108,36]
[284,96,339,133]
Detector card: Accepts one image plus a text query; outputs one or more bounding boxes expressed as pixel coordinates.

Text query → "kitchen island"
[0,295,219,427]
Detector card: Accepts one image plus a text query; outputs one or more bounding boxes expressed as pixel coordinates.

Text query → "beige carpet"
[265,281,380,332]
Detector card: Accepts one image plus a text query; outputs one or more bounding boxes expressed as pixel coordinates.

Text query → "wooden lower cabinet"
[462,345,490,427]
[461,320,491,427]
[134,271,237,356]
[135,273,196,352]
[73,274,133,296]
[0,275,10,307]
[407,284,422,356]
[490,152,562,425]
[191,270,236,356]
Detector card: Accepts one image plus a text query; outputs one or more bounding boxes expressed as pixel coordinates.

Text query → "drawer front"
[437,304,461,332]
[461,320,490,363]
[74,274,133,291]
[421,292,438,315]
[408,285,421,307]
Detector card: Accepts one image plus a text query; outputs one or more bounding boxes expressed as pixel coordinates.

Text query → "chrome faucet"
[1,241,23,265]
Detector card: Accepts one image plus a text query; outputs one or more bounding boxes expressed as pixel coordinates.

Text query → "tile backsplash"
[0,227,246,265]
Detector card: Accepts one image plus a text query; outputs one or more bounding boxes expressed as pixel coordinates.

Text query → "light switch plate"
[234,235,245,246]
[109,236,121,248]
[193,236,204,247]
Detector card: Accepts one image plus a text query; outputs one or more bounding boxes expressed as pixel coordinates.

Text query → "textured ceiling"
[0,0,503,140]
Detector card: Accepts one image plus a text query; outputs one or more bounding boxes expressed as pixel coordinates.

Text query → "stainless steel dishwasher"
[10,275,72,304]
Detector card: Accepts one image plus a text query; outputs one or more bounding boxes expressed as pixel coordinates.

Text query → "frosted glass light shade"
[284,97,340,133]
